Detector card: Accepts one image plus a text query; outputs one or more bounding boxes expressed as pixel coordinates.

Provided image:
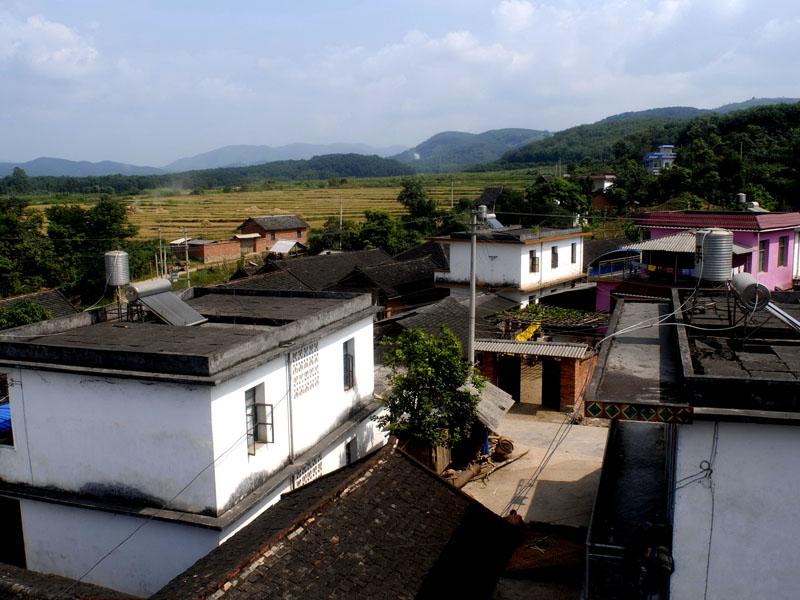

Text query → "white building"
[433,226,588,306]
[0,287,387,596]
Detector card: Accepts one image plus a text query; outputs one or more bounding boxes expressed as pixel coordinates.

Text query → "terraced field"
[126,170,536,240]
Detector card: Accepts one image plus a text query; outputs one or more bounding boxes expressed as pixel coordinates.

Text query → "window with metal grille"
[245,386,273,456]
[551,246,559,269]
[759,240,769,272]
[529,249,539,273]
[345,438,357,465]
[343,338,355,390]
[296,228,302,238]
[0,374,12,447]
[778,236,788,267]
[270,231,276,241]
[571,242,577,264]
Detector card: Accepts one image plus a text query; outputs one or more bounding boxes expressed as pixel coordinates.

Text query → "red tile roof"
[635,211,800,232]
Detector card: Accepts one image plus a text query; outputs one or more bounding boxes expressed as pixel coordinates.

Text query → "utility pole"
[157,226,163,278]
[183,226,191,288]
[468,209,478,365]
[467,204,494,366]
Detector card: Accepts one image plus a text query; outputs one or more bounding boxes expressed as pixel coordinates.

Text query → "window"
[270,231,276,241]
[778,236,788,267]
[571,242,577,264]
[0,374,12,446]
[345,438,357,465]
[759,240,769,272]
[245,386,273,456]
[528,249,539,273]
[296,228,302,238]
[343,338,355,390]
[551,246,559,269]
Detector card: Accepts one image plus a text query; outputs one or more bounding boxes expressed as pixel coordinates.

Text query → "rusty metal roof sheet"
[474,339,590,359]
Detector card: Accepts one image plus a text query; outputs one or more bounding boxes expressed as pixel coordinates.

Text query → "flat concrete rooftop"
[0,289,375,382]
[593,302,681,405]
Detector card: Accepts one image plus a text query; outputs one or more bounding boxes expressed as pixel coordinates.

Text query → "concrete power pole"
[183,227,191,288]
[467,204,493,366]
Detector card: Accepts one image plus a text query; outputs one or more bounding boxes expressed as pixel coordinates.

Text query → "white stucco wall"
[0,367,216,514]
[209,316,375,512]
[21,499,219,597]
[436,236,583,290]
[671,421,800,600]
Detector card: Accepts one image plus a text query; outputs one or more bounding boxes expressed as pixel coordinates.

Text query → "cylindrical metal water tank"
[695,228,733,282]
[731,272,770,311]
[104,250,130,286]
[125,278,172,302]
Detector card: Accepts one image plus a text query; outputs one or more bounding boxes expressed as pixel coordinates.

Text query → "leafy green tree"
[8,167,31,195]
[46,196,137,300]
[375,326,483,448]
[307,216,362,253]
[397,177,439,234]
[0,197,58,296]
[525,177,589,214]
[0,300,53,329]
[359,210,415,255]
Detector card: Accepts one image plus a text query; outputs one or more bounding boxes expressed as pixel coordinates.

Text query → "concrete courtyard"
[464,407,608,528]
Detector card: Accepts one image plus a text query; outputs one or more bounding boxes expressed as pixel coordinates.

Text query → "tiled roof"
[241,214,309,231]
[154,443,516,599]
[635,211,800,232]
[352,257,438,297]
[394,241,449,269]
[0,289,77,323]
[583,237,630,269]
[219,268,312,292]
[0,562,135,599]
[221,249,393,292]
[394,293,517,350]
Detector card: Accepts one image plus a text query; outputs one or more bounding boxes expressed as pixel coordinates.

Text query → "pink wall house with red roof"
[636,211,800,291]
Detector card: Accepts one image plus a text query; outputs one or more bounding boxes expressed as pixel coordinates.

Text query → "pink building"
[589,211,800,312]
[636,211,800,291]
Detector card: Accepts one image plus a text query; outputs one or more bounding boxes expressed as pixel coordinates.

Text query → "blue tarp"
[0,403,11,433]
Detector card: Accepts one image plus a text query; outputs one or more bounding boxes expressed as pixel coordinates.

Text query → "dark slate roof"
[0,562,136,599]
[154,443,515,600]
[240,214,309,231]
[218,268,312,292]
[394,241,449,269]
[583,237,629,269]
[635,210,800,232]
[0,289,77,322]
[394,293,517,349]
[350,257,438,297]
[268,249,393,291]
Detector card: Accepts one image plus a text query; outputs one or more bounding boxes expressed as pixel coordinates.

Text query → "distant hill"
[499,97,799,166]
[0,157,163,177]
[392,128,550,172]
[163,143,407,172]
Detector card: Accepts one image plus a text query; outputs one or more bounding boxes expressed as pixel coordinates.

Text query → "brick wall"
[240,223,308,248]
[190,240,241,264]
[559,353,597,410]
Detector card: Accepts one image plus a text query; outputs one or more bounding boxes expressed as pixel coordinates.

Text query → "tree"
[397,177,438,234]
[8,167,31,195]
[359,210,414,255]
[375,327,483,448]
[307,216,362,253]
[525,177,589,214]
[0,197,58,296]
[0,300,52,330]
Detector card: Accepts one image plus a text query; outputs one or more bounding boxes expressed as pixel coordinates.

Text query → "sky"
[1,0,799,165]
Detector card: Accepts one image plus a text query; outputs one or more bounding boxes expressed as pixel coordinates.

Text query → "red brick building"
[237,215,309,251]
[185,239,242,264]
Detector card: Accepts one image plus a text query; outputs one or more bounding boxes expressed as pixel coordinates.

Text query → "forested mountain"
[392,128,550,172]
[500,97,799,167]
[163,142,406,172]
[0,153,415,195]
[0,157,162,177]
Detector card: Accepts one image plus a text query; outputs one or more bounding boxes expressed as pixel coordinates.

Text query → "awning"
[234,233,262,239]
[475,339,590,359]
[622,231,751,255]
[270,240,304,254]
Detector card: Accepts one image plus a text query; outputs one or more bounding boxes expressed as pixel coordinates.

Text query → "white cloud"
[0,12,98,78]
[493,0,535,32]
[197,77,256,102]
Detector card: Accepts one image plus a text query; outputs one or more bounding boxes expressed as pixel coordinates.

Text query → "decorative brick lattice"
[294,455,322,488]
[291,342,319,398]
